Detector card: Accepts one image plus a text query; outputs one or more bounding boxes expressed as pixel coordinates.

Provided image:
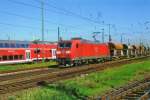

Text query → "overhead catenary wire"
[34,0,103,24]
[0,10,96,40]
[0,21,55,31]
[0,10,80,29]
[7,0,103,25]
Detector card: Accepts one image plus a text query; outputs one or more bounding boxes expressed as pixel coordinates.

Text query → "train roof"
[0,40,30,44]
[0,40,57,44]
[0,40,57,48]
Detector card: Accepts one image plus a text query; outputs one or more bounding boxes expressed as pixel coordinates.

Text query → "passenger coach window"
[19,55,23,60]
[5,43,9,48]
[25,44,29,48]
[2,56,7,61]
[11,44,15,48]
[14,55,18,60]
[8,56,13,60]
[16,44,20,48]
[0,43,3,48]
[21,44,25,48]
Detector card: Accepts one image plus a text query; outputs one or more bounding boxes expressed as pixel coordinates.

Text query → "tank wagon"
[0,40,57,65]
[56,38,110,66]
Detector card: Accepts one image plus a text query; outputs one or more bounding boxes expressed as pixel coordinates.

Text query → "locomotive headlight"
[66,51,71,54]
[56,51,61,54]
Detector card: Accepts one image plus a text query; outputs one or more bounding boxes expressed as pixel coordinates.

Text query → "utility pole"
[121,34,123,43]
[108,24,110,39]
[102,28,104,43]
[41,0,44,62]
[58,27,60,42]
[128,38,130,45]
[41,0,44,42]
[109,34,112,42]
[7,33,10,41]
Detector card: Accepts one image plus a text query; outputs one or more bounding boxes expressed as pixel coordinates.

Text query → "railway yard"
[0,38,150,100]
[0,56,149,100]
[0,0,150,100]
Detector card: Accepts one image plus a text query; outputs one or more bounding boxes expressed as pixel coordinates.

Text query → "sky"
[0,0,150,45]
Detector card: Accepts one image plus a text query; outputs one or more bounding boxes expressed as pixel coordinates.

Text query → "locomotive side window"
[59,43,64,48]
[76,44,79,48]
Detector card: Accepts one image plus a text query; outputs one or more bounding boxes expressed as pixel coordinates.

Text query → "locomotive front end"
[56,41,72,66]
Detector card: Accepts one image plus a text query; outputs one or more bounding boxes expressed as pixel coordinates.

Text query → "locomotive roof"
[72,37,102,44]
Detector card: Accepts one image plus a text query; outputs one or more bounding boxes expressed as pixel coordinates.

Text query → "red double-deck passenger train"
[0,40,57,65]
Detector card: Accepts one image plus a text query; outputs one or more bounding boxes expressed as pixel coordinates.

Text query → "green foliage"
[8,87,75,100]
[58,60,150,97]
[0,61,57,72]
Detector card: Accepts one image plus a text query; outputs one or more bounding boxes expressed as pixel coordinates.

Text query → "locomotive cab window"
[59,42,72,48]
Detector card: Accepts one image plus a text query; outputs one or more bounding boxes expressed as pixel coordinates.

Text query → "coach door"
[26,50,31,60]
[51,49,56,59]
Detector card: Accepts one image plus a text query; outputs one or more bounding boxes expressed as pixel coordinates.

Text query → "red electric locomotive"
[0,40,57,65]
[56,38,110,66]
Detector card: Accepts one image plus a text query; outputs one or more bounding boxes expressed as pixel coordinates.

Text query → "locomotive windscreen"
[58,42,72,48]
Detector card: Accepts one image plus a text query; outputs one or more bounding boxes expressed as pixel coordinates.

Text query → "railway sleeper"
[125,93,140,97]
[140,92,150,100]
[123,96,139,100]
[133,91,146,95]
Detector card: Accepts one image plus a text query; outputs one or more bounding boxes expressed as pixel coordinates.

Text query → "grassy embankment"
[0,61,57,73]
[4,59,150,100]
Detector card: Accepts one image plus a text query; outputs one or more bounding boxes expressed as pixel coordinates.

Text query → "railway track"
[99,75,150,100]
[0,67,60,82]
[0,56,149,96]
